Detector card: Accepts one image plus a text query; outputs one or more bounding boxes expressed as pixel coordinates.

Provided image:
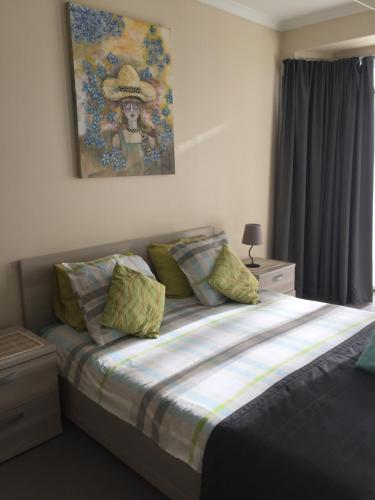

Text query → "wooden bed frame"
[18,226,215,500]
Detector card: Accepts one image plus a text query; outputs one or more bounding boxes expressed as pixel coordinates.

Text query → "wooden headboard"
[18,226,215,332]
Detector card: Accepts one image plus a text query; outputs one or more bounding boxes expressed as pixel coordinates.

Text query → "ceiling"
[197,0,374,31]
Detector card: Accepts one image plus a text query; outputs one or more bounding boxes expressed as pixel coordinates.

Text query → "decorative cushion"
[66,254,155,345]
[169,232,228,306]
[209,244,259,304]
[52,268,84,329]
[52,254,134,331]
[148,236,204,298]
[102,264,165,339]
[356,332,375,375]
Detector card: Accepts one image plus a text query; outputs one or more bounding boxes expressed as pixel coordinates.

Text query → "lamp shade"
[242,224,262,246]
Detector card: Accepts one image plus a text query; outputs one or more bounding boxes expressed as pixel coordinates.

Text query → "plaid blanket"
[42,291,375,472]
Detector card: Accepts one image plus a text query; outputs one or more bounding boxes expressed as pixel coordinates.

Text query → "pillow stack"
[53,253,163,345]
[169,234,259,306]
[148,236,204,298]
[53,230,260,346]
[169,232,228,306]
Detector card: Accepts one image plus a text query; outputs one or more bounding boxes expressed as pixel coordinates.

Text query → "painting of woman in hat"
[102,64,160,176]
[69,4,175,178]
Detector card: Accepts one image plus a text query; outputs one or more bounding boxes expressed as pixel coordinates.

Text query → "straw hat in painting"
[102,64,156,102]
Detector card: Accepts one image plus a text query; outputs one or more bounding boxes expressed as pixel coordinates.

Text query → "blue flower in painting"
[69,4,125,43]
[82,61,93,74]
[101,151,111,166]
[91,113,101,133]
[162,107,170,117]
[107,52,119,65]
[152,149,161,161]
[97,65,106,80]
[101,148,126,170]
[162,120,172,134]
[107,111,116,123]
[143,34,169,70]
[84,131,105,149]
[139,68,153,81]
[82,81,92,94]
[151,110,161,125]
[166,89,173,104]
[144,148,161,165]
[91,122,101,133]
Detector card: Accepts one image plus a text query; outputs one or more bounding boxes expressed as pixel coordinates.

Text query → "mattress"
[42,291,375,472]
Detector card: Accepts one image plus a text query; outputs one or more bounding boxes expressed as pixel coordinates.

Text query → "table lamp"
[242,223,262,268]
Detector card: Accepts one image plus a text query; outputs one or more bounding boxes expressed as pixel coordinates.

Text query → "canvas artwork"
[68,3,175,178]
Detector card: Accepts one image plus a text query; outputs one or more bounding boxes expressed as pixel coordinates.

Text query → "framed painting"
[67,3,175,178]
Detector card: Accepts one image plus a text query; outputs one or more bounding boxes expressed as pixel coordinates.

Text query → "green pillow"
[148,236,204,298]
[356,332,375,375]
[53,253,133,331]
[53,263,86,330]
[208,244,259,304]
[102,264,166,338]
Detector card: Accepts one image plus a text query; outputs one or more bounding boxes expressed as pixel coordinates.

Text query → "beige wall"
[335,44,375,58]
[0,0,280,329]
[281,10,375,59]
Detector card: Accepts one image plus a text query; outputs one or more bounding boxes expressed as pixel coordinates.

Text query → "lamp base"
[246,263,260,268]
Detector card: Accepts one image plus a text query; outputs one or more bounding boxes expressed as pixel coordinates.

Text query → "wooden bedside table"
[0,326,62,463]
[246,258,296,296]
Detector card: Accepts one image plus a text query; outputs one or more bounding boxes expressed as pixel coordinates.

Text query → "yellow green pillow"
[209,244,259,304]
[102,264,166,338]
[53,253,133,331]
[148,236,204,298]
[53,263,86,330]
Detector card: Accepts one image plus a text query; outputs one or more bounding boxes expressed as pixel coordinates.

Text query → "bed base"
[60,377,201,500]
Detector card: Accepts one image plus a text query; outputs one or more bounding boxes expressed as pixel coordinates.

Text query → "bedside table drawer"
[0,392,61,463]
[258,265,295,293]
[0,354,58,412]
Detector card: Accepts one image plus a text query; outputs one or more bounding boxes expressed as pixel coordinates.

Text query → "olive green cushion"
[53,253,132,331]
[53,263,86,330]
[209,244,259,304]
[148,237,204,298]
[356,332,375,376]
[102,264,166,339]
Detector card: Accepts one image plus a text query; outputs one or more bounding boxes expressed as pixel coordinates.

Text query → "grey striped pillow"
[170,232,228,306]
[66,254,155,345]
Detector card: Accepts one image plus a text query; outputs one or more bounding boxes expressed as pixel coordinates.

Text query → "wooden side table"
[245,258,296,296]
[0,326,62,462]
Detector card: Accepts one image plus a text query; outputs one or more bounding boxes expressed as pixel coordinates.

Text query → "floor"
[0,419,166,500]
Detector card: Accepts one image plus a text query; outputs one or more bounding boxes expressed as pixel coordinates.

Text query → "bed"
[18,226,375,500]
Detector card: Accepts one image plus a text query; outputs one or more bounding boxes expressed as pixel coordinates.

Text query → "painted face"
[122,99,141,121]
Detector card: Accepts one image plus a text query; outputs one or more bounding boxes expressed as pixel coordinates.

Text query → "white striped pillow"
[170,232,228,306]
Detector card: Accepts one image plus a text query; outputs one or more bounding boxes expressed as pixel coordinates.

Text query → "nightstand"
[0,326,62,463]
[246,258,296,296]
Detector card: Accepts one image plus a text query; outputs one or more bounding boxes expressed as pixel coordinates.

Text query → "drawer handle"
[0,372,17,385]
[0,412,24,431]
[272,274,284,282]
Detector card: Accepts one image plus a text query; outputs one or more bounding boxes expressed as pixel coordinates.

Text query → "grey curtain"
[274,57,374,305]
